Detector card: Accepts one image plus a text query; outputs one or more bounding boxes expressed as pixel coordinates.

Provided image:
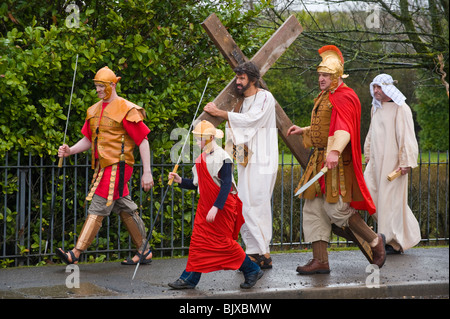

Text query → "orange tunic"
[82,99,149,201]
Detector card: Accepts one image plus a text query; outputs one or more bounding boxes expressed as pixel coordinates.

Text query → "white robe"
[364,101,421,251]
[227,89,278,255]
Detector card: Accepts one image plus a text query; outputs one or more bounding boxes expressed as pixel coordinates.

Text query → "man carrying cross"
[204,61,278,269]
[288,45,386,274]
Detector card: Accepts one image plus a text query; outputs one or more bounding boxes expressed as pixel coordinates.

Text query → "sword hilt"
[58,157,64,168]
[119,135,126,162]
[167,164,179,186]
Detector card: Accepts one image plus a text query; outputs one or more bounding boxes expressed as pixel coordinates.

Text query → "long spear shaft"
[58,54,79,167]
[132,77,210,280]
[45,54,79,255]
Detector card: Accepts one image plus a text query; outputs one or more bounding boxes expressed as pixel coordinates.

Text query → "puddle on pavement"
[10,282,117,298]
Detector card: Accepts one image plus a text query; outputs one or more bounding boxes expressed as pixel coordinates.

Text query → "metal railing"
[1,150,448,267]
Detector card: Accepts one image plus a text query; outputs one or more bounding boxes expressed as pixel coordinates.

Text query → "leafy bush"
[412,82,449,151]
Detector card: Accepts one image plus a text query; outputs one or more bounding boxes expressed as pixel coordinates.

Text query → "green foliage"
[265,65,315,153]
[412,81,449,151]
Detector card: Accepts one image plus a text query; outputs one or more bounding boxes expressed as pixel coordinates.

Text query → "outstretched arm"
[58,136,91,158]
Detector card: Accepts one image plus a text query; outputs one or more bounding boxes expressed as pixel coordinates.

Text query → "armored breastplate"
[310,92,333,148]
[90,112,135,169]
[295,91,357,203]
[87,99,139,169]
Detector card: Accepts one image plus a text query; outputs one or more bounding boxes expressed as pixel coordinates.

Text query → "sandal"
[121,250,152,265]
[248,253,272,269]
[56,248,79,265]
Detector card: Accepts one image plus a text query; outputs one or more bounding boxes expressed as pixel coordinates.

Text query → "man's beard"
[235,81,250,96]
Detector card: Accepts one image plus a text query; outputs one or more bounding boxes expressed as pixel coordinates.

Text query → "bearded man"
[56,66,154,265]
[203,61,278,269]
[287,46,386,274]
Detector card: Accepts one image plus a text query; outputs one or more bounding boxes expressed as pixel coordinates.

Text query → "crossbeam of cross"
[197,13,309,168]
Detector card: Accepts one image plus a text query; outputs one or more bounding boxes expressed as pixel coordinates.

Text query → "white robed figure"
[227,89,278,257]
[203,62,278,268]
[364,74,421,253]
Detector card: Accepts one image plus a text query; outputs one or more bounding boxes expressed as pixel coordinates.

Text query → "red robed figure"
[186,153,246,273]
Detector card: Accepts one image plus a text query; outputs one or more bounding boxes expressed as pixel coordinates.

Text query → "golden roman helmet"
[317,45,348,91]
[192,120,224,139]
[93,66,121,100]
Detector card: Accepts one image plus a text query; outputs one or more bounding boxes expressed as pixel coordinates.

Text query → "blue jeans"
[180,269,202,287]
[239,254,261,276]
[180,255,260,287]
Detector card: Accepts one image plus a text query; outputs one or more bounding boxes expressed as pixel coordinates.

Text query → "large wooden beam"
[198,13,309,168]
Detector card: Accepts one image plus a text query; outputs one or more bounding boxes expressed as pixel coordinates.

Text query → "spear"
[58,54,79,168]
[132,77,210,280]
[45,54,79,256]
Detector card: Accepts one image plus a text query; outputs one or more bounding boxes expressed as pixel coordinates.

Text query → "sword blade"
[132,262,140,280]
[294,167,328,197]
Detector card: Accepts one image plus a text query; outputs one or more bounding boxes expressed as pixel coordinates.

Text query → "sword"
[118,135,125,197]
[46,54,79,256]
[294,167,328,197]
[58,54,79,168]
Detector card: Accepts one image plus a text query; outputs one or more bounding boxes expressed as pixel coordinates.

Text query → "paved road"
[0,247,448,301]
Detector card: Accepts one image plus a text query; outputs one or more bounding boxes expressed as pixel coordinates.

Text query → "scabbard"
[118,159,125,198]
[118,135,125,198]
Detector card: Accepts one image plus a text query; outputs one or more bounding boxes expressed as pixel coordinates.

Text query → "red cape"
[328,84,376,214]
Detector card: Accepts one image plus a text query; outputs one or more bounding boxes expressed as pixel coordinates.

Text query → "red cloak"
[185,153,246,273]
[328,84,376,215]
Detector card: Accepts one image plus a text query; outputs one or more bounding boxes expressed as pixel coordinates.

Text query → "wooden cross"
[197,13,310,168]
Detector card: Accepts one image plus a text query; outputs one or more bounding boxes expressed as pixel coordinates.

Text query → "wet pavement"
[0,247,448,300]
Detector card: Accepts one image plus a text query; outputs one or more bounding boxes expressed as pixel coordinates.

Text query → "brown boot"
[371,234,386,268]
[296,259,330,274]
[296,241,330,274]
[312,240,328,263]
[347,213,377,244]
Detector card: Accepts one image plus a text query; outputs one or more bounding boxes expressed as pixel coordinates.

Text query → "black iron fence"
[1,150,448,267]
